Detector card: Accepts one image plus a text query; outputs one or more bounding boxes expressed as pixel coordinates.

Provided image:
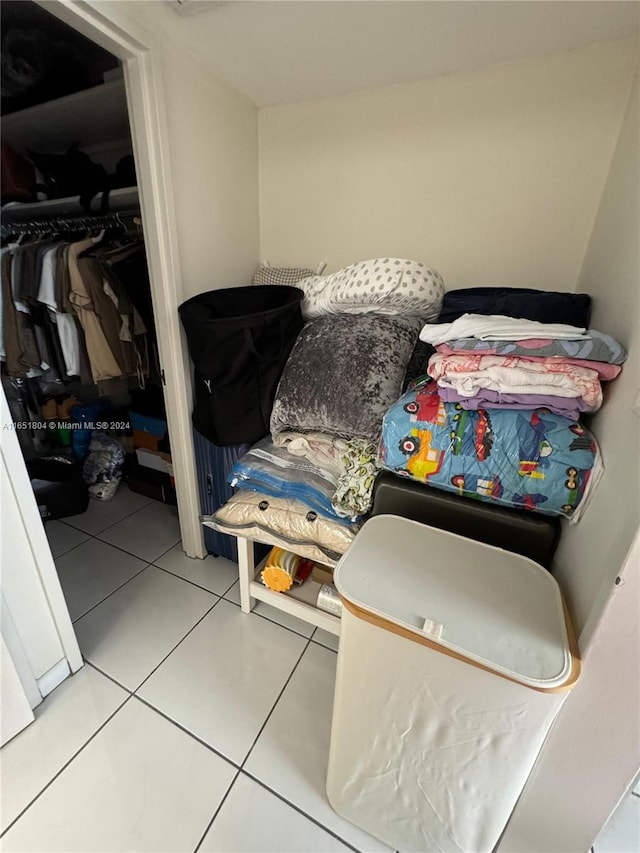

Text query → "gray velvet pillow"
[270,314,421,441]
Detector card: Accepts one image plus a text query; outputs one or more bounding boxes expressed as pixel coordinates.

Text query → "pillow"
[207,490,359,565]
[270,314,421,441]
[296,258,444,321]
[253,264,317,287]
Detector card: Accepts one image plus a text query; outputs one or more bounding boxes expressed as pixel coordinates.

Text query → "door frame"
[36,0,206,560]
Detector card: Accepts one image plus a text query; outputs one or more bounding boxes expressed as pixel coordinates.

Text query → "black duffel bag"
[179,286,303,445]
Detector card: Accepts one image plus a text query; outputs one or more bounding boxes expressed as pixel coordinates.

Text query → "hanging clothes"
[67,236,125,382]
[1,222,151,389]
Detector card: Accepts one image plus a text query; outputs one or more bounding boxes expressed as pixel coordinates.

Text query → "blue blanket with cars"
[380,378,599,520]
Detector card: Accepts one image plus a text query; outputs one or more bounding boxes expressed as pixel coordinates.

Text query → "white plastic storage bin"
[326,515,579,853]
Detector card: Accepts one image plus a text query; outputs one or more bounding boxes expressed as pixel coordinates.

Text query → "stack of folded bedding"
[207,259,444,564]
[379,288,627,523]
[420,314,625,421]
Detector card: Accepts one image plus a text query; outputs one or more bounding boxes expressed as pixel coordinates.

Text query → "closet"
[2,2,638,848]
[1,2,181,618]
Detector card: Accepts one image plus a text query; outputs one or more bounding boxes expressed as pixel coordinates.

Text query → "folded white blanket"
[420,313,588,345]
[272,431,345,479]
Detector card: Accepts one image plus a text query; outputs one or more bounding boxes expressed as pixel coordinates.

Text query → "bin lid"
[334,515,577,690]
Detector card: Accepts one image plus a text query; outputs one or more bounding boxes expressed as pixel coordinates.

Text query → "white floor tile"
[245,643,391,852]
[45,521,90,558]
[224,580,315,638]
[594,793,640,853]
[313,628,340,652]
[56,539,148,621]
[154,544,239,595]
[1,698,236,853]
[138,600,307,764]
[74,566,216,690]
[63,487,152,536]
[200,772,350,852]
[97,501,181,562]
[0,665,128,834]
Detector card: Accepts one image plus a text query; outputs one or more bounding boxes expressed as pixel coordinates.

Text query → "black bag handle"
[243,319,287,360]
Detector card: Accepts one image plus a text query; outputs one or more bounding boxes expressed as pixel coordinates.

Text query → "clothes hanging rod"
[0,208,142,238]
[0,185,139,223]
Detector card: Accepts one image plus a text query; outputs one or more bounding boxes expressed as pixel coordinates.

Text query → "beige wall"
[553,71,640,645]
[259,40,636,290]
[99,1,260,297]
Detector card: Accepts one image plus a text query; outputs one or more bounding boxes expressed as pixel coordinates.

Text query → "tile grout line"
[59,494,155,537]
[132,596,222,694]
[235,638,360,853]
[241,769,361,853]
[133,694,241,771]
[190,635,353,853]
[192,768,242,853]
[71,563,152,624]
[239,635,313,773]
[91,534,182,567]
[84,660,135,695]
[0,694,134,839]
[41,536,343,848]
[53,525,181,575]
[221,593,315,642]
[66,539,205,627]
[153,564,235,598]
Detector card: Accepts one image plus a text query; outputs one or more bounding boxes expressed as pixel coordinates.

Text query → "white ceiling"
[163,1,640,107]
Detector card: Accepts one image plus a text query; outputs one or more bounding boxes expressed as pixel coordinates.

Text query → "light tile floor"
[2,487,637,852]
[1,488,385,853]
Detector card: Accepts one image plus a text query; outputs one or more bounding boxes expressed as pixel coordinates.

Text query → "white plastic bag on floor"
[82,433,125,501]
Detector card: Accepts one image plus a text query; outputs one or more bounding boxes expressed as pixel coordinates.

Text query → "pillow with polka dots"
[296,258,444,322]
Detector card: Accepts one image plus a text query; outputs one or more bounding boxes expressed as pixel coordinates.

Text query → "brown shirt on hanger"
[68,237,123,382]
[2,250,24,377]
[55,244,93,384]
[77,256,136,377]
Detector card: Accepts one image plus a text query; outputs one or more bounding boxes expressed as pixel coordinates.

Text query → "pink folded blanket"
[428,352,603,409]
[435,343,621,380]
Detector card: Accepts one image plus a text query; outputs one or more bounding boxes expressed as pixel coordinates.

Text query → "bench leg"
[237,536,256,613]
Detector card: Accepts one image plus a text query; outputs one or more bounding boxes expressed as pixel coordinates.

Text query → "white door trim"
[37,0,206,559]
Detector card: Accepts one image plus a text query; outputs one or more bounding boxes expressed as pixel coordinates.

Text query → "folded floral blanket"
[436,345,620,380]
[435,330,626,368]
[428,353,602,408]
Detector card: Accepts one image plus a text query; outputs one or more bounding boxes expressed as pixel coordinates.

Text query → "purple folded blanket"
[436,385,593,420]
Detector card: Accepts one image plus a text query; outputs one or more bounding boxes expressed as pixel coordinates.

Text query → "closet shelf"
[1,186,139,222]
[1,79,130,152]
[204,527,342,636]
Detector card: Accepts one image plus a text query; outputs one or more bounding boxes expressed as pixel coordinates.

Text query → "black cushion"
[371,471,561,569]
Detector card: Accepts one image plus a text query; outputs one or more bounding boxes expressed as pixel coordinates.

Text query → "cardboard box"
[127,458,176,506]
[311,563,334,585]
[135,448,172,475]
[133,429,161,452]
